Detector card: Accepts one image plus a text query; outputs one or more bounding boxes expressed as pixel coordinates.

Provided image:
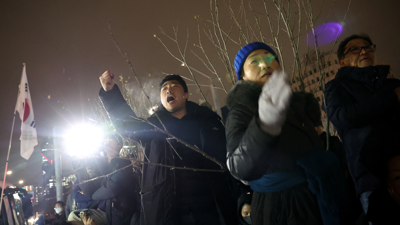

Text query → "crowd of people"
[39,33,400,225]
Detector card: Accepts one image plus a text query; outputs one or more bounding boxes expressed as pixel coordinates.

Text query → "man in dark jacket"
[52,201,67,225]
[98,71,236,225]
[325,33,400,218]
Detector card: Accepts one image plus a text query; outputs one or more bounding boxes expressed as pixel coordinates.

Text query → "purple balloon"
[305,22,343,46]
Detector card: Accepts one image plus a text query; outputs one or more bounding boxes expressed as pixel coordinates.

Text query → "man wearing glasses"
[325,34,400,222]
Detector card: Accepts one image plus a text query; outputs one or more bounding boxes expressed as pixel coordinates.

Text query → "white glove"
[258,70,292,136]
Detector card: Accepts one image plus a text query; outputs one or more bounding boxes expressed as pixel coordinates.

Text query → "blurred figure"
[89,138,139,225]
[237,193,252,225]
[325,33,400,220]
[35,210,46,225]
[316,123,363,224]
[365,150,400,224]
[52,201,67,225]
[65,192,77,220]
[226,42,345,225]
[315,124,348,176]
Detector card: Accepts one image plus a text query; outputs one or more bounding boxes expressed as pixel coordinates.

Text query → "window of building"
[326,73,330,77]
[319,86,323,91]
[312,79,315,84]
[328,61,331,66]
[307,81,311,86]
[314,68,317,73]
[309,71,313,76]
[317,97,321,102]
[316,77,320,81]
[331,70,335,75]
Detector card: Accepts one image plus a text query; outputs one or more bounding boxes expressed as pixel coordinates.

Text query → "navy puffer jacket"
[325,65,400,196]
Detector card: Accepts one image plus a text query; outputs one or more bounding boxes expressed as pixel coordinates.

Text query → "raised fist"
[99,70,115,91]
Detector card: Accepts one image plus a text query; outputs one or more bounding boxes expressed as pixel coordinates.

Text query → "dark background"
[1,0,399,186]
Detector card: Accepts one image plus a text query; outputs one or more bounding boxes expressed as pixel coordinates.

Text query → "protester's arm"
[226,105,280,181]
[325,80,399,128]
[98,72,153,141]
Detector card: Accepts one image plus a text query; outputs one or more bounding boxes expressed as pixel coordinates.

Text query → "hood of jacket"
[226,80,321,127]
[237,193,252,225]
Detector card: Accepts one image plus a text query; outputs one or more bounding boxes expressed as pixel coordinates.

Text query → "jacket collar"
[153,101,219,122]
[335,65,390,88]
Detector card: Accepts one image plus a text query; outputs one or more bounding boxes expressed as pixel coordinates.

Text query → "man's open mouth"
[167,96,175,103]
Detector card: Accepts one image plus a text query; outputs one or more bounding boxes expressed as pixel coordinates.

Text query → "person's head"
[241,203,251,218]
[159,75,189,118]
[103,136,122,162]
[237,193,252,225]
[54,201,65,215]
[315,125,324,135]
[337,34,376,68]
[234,42,280,85]
[387,154,400,205]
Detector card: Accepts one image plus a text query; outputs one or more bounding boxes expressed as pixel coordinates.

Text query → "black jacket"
[325,65,400,195]
[99,85,236,225]
[225,81,324,225]
[92,158,139,225]
[367,184,400,225]
[52,212,67,225]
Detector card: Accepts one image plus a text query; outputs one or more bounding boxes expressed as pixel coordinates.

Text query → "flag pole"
[0,63,25,213]
[0,108,18,214]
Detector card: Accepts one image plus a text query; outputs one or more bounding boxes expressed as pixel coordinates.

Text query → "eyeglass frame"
[342,44,376,59]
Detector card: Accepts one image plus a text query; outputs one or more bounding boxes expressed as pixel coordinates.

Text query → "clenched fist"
[99,70,115,91]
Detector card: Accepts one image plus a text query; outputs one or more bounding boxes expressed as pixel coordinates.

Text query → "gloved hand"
[258,70,292,136]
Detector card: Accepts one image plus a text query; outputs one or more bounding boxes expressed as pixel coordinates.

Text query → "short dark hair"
[159,74,188,93]
[55,201,65,207]
[337,33,373,60]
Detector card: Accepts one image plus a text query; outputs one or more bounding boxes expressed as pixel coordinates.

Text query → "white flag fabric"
[15,64,38,160]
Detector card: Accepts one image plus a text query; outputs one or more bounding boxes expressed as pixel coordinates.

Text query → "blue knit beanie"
[234,42,280,81]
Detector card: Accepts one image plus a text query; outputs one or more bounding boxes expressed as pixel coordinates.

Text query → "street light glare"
[19,180,23,184]
[6,171,12,175]
[64,124,104,156]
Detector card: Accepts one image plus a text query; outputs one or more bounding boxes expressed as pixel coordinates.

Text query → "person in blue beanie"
[226,42,345,225]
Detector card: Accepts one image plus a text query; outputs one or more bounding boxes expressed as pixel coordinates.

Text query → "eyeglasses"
[342,44,376,58]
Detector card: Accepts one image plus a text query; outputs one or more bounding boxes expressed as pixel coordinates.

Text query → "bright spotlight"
[64,124,104,156]
[19,180,24,184]
[7,171,12,175]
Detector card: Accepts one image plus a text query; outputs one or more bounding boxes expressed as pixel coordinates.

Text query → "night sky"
[1,0,399,186]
